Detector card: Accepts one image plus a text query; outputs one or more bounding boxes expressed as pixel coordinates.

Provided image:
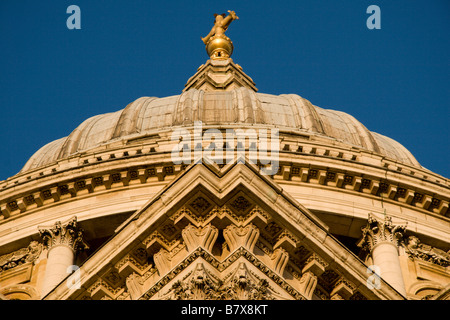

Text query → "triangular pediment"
[45,160,404,300]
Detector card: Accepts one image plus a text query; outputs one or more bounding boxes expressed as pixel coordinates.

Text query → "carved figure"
[201,10,239,59]
[405,236,450,267]
[0,241,43,272]
[201,10,239,44]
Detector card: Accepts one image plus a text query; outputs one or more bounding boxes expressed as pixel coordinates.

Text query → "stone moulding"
[78,201,372,300]
[41,160,407,301]
[1,149,448,224]
[0,262,33,288]
[183,58,258,92]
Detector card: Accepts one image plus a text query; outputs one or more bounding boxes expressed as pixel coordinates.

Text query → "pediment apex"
[116,158,328,236]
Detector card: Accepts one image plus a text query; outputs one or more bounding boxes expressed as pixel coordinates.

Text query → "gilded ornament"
[201,10,239,59]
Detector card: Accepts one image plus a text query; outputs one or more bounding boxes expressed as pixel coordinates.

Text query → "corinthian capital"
[38,216,89,252]
[358,213,406,251]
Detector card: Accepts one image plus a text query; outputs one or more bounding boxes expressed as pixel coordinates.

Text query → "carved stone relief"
[80,204,370,301]
[404,236,450,267]
[358,213,406,252]
[160,261,276,300]
[0,241,43,272]
[38,217,89,252]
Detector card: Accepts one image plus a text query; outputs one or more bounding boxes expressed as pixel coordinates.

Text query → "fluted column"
[358,213,406,297]
[39,216,88,297]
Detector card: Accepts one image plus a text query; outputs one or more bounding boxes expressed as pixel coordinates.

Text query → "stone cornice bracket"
[181,224,218,253]
[223,223,260,252]
[271,247,289,275]
[331,277,356,300]
[302,253,328,276]
[298,271,317,300]
[298,253,328,300]
[38,216,89,253]
[153,249,172,275]
[357,213,407,252]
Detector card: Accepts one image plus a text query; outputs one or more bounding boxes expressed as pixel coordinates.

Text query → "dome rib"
[19,88,421,173]
[21,138,66,173]
[112,97,158,138]
[57,115,103,159]
[281,94,326,134]
[372,132,420,167]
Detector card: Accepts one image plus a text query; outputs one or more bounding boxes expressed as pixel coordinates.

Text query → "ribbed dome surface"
[21,87,420,172]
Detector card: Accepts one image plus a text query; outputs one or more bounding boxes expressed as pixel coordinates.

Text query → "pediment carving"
[51,163,401,301]
[404,236,450,268]
[79,202,371,300]
[0,241,43,273]
[142,247,293,300]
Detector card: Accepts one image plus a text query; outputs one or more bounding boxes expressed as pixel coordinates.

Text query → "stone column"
[358,213,407,297]
[39,216,88,297]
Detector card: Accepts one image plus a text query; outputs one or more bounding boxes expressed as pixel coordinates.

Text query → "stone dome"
[21,87,420,173]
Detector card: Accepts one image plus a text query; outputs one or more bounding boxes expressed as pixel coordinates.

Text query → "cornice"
[0,133,448,229]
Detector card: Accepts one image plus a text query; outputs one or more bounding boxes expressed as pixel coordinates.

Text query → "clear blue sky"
[0,0,449,181]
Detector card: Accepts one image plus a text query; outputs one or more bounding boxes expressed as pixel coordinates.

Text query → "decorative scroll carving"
[38,216,89,252]
[404,236,450,267]
[154,249,172,275]
[223,224,259,252]
[298,271,317,299]
[271,247,289,275]
[126,273,144,300]
[182,224,218,252]
[0,241,43,272]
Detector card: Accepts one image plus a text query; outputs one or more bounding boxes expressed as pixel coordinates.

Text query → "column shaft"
[372,241,406,296]
[41,245,75,296]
